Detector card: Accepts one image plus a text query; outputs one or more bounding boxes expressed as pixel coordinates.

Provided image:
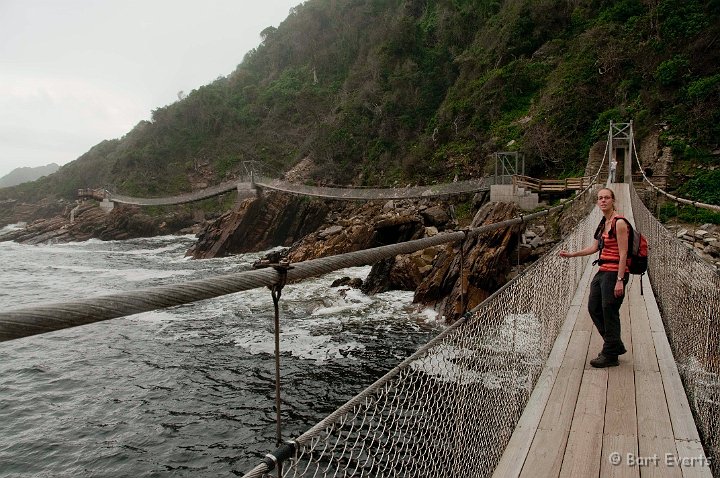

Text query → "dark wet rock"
[420,205,450,227]
[414,202,522,324]
[187,192,330,259]
[1,201,195,244]
[331,276,363,288]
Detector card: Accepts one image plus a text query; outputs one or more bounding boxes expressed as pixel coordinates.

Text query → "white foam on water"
[233,329,365,363]
[126,310,193,335]
[417,307,441,323]
[410,344,486,385]
[130,310,186,323]
[47,264,195,281]
[226,265,432,363]
[410,343,528,388]
[309,287,373,316]
[35,236,193,256]
[481,313,542,359]
[410,313,542,387]
[98,244,187,256]
[0,222,26,235]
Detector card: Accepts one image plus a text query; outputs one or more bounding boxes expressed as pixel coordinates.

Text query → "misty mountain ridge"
[0,163,60,188]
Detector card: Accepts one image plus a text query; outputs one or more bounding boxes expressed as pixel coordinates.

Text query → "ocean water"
[0,227,441,477]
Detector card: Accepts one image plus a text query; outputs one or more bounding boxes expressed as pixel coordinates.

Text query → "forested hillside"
[3,0,719,204]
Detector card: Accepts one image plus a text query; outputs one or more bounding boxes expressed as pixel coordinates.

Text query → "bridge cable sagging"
[241,189,601,478]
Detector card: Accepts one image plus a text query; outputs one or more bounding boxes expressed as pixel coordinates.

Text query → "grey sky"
[0,0,301,178]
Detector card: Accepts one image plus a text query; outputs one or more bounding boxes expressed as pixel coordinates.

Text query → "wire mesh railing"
[241,191,600,478]
[630,184,720,475]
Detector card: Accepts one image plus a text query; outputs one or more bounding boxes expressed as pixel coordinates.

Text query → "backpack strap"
[592,217,606,266]
[592,216,634,267]
[609,216,635,245]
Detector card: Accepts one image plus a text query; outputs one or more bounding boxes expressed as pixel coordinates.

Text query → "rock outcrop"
[0,201,195,244]
[287,204,430,263]
[414,202,522,323]
[187,192,330,259]
[0,198,67,229]
[667,223,720,269]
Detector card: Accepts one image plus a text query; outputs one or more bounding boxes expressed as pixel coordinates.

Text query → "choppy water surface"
[0,229,441,476]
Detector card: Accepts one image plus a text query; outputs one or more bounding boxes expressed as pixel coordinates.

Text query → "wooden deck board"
[637,436,683,478]
[641,280,704,445]
[604,363,636,437]
[537,337,588,432]
[675,439,713,478]
[600,434,639,478]
[559,429,605,477]
[559,369,608,477]
[629,282,659,372]
[519,427,569,478]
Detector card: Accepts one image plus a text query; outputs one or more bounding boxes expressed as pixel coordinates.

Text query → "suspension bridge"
[3,122,719,477]
[78,172,493,207]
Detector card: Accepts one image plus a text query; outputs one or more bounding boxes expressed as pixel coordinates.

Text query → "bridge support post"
[489,185,538,210]
[236,184,259,205]
[99,198,115,213]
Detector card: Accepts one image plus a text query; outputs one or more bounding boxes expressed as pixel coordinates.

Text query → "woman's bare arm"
[559,239,599,258]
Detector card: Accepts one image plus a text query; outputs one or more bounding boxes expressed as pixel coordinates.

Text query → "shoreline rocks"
[666,223,720,269]
[0,200,196,244]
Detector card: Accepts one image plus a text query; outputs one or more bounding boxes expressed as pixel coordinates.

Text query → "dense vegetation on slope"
[3,0,719,205]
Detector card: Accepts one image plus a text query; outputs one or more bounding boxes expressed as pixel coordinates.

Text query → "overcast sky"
[0,0,301,178]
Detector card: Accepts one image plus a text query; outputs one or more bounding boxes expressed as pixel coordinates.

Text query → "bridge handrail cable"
[254,177,492,200]
[242,184,602,477]
[631,135,720,212]
[630,183,720,475]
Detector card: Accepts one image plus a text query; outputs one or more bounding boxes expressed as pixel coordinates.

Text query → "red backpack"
[594,216,649,292]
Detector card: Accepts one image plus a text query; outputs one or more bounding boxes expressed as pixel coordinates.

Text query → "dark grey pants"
[588,271,628,357]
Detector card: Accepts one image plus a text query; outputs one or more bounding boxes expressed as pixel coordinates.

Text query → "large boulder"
[420,205,451,227]
[187,192,329,259]
[414,201,521,323]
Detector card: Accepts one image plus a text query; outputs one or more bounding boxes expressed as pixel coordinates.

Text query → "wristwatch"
[617,276,624,281]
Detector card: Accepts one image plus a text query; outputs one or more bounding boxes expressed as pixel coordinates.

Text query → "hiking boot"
[590,353,619,368]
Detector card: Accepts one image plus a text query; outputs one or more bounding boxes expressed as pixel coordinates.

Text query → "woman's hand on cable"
[559,250,572,258]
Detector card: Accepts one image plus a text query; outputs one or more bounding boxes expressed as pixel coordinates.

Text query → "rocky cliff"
[183,187,553,323]
[413,202,522,323]
[186,192,331,259]
[0,200,195,244]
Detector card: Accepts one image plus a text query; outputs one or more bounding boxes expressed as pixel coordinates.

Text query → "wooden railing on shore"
[512,175,592,192]
[77,188,109,201]
[513,174,668,192]
[632,173,667,189]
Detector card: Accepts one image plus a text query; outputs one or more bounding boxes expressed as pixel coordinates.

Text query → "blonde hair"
[597,188,616,200]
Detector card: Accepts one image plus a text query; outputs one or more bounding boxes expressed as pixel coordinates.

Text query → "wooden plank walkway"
[494,257,712,477]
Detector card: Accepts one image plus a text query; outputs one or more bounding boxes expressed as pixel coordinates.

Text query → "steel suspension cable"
[631,134,720,212]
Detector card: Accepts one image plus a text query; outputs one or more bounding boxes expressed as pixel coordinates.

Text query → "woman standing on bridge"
[559,188,629,367]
